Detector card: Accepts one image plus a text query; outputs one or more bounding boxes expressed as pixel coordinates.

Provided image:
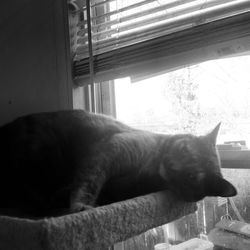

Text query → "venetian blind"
[69,0,250,85]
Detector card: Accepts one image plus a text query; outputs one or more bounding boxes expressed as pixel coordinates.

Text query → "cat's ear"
[206,174,237,197]
[205,123,221,145]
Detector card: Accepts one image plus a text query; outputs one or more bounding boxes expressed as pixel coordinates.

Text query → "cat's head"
[159,123,237,202]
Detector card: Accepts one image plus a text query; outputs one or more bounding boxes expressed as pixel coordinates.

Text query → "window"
[112,55,250,250]
[68,1,250,249]
[69,0,250,85]
[115,56,250,143]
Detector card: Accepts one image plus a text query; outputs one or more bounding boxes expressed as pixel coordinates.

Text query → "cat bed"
[0,191,197,250]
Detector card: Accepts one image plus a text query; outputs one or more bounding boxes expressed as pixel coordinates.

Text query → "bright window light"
[114,55,250,146]
[113,54,250,249]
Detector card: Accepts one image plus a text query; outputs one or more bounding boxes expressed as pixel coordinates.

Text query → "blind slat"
[73,12,250,85]
[90,0,201,32]
[75,0,250,60]
[69,0,250,84]
[92,0,156,22]
[78,0,231,36]
[77,0,206,37]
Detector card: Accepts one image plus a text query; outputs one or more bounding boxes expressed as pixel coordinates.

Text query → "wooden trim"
[53,0,74,109]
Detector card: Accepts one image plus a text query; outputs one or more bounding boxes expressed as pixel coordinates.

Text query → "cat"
[0,110,237,217]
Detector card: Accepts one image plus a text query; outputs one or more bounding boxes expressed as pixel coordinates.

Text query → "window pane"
[113,55,250,250]
[115,55,250,144]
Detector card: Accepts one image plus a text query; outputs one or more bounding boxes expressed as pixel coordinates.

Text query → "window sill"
[219,149,250,169]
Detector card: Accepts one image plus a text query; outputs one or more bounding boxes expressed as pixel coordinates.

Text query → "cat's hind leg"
[70,187,95,212]
[69,156,111,212]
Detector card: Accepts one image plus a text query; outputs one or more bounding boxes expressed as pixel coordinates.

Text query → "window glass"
[115,55,250,144]
[113,55,250,250]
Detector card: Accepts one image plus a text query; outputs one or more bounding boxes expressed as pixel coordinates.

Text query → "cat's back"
[0,110,133,214]
[0,109,133,175]
[0,110,133,174]
[0,109,131,145]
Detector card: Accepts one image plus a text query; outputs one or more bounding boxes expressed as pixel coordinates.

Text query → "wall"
[0,0,73,125]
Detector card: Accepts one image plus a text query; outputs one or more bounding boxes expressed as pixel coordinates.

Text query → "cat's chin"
[176,193,206,202]
[181,196,205,202]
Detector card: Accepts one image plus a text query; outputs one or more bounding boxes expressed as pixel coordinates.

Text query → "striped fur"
[0,110,236,217]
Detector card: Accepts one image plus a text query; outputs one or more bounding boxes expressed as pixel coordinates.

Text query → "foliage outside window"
[112,55,250,249]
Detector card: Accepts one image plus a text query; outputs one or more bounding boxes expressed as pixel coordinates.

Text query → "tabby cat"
[0,110,236,217]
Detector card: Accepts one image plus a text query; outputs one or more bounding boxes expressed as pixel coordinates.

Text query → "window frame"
[98,75,250,170]
[220,150,250,169]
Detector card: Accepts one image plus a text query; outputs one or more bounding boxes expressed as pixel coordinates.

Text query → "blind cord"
[86,0,96,113]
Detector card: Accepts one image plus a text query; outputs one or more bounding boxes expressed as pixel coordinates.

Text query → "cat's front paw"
[70,202,93,213]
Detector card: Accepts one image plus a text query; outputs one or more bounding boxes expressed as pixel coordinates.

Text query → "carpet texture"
[0,191,197,250]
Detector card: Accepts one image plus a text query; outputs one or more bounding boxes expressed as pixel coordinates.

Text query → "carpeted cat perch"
[0,191,197,250]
